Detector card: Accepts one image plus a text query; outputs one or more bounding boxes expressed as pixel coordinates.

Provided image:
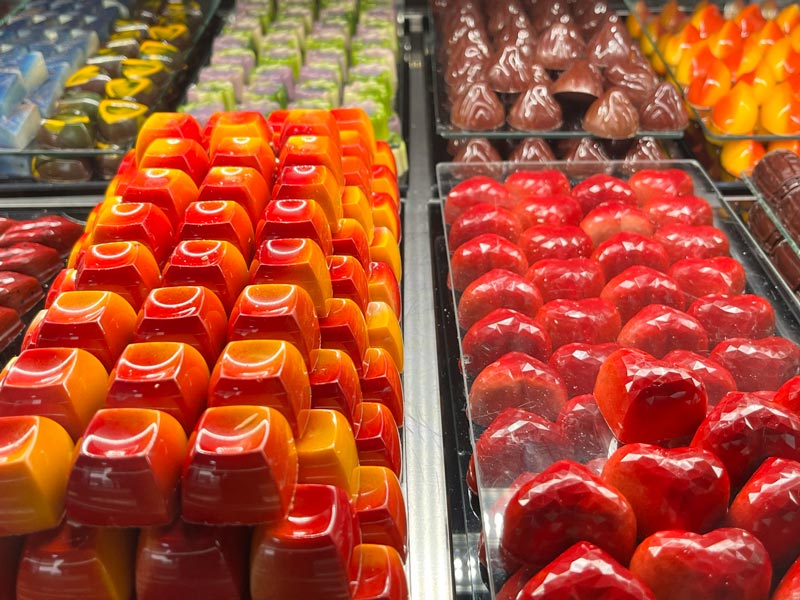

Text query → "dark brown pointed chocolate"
[533,20,586,70]
[587,17,633,66]
[624,137,669,170]
[573,0,610,38]
[507,84,563,131]
[489,45,533,93]
[453,138,503,178]
[450,82,506,131]
[604,60,659,107]
[583,89,639,139]
[563,137,612,177]
[510,138,556,162]
[551,60,603,104]
[639,82,689,131]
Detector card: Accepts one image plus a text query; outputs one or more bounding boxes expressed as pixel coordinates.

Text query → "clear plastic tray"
[438,158,800,597]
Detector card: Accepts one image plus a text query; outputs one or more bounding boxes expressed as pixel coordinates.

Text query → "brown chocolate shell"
[583,89,639,139]
[450,82,506,131]
[507,84,563,131]
[639,82,689,131]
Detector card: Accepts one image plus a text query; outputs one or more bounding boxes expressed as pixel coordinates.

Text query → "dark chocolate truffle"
[749,202,783,254]
[551,60,604,104]
[533,20,586,70]
[450,82,506,131]
[507,84,563,131]
[583,89,639,139]
[751,149,800,209]
[639,82,689,131]
[510,138,556,162]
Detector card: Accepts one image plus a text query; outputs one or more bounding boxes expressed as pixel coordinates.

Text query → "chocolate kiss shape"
[529,0,570,32]
[563,138,612,178]
[583,89,639,139]
[529,64,553,87]
[534,21,586,70]
[508,84,563,131]
[489,45,533,93]
[487,0,527,36]
[574,0,610,37]
[587,18,633,66]
[450,82,506,131]
[510,138,556,162]
[639,82,689,131]
[625,137,668,163]
[453,138,503,179]
[605,61,659,108]
[552,60,604,104]
[498,26,537,61]
[445,44,490,90]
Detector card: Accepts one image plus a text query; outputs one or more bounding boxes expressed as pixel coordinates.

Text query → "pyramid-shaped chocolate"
[552,60,603,104]
[507,84,563,131]
[604,61,659,108]
[587,17,633,66]
[533,19,586,70]
[450,82,506,131]
[563,137,611,177]
[489,45,534,93]
[510,138,556,162]
[583,89,639,139]
[625,137,668,163]
[639,82,689,131]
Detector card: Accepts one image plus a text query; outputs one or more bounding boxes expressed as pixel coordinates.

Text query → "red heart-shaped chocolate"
[513,195,582,230]
[667,256,746,303]
[687,294,776,348]
[517,542,656,600]
[448,203,523,250]
[654,224,730,263]
[505,170,570,200]
[450,233,528,291]
[728,457,800,574]
[549,342,622,398]
[536,298,621,350]
[526,257,606,303]
[692,392,800,489]
[469,351,567,425]
[445,176,514,225]
[592,232,670,281]
[462,309,552,378]
[518,224,593,264]
[710,336,800,392]
[471,407,568,488]
[457,269,543,331]
[602,443,730,538]
[600,265,686,323]
[774,554,800,600]
[595,348,707,444]
[643,194,714,227]
[580,202,655,247]
[616,304,709,358]
[775,375,800,414]
[663,349,737,407]
[629,528,772,600]
[571,174,636,215]
[500,460,636,570]
[628,169,694,205]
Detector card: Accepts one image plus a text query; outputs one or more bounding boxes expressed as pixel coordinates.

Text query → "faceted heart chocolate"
[639,82,689,131]
[688,295,776,348]
[445,176,515,225]
[775,554,800,600]
[519,224,593,264]
[617,304,709,358]
[513,195,583,229]
[775,376,800,414]
[534,21,586,70]
[628,169,695,205]
[457,269,543,330]
[629,528,772,600]
[601,266,686,324]
[592,232,670,281]
[604,61,659,107]
[556,393,616,461]
[668,257,746,303]
[507,84,563,131]
[448,203,523,249]
[654,224,730,263]
[728,457,800,573]
[602,443,730,537]
[663,350,737,407]
[526,257,605,302]
[505,169,571,199]
[509,138,556,162]
[580,202,655,246]
[469,351,566,424]
[550,342,621,398]
[536,298,621,349]
[571,174,636,215]
[471,407,568,488]
[551,60,604,104]
[583,89,640,139]
[692,392,800,488]
[595,348,707,444]
[462,309,552,378]
[450,82,505,131]
[501,460,636,569]
[710,337,800,392]
[449,233,528,291]
[643,195,714,228]
[517,541,655,599]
